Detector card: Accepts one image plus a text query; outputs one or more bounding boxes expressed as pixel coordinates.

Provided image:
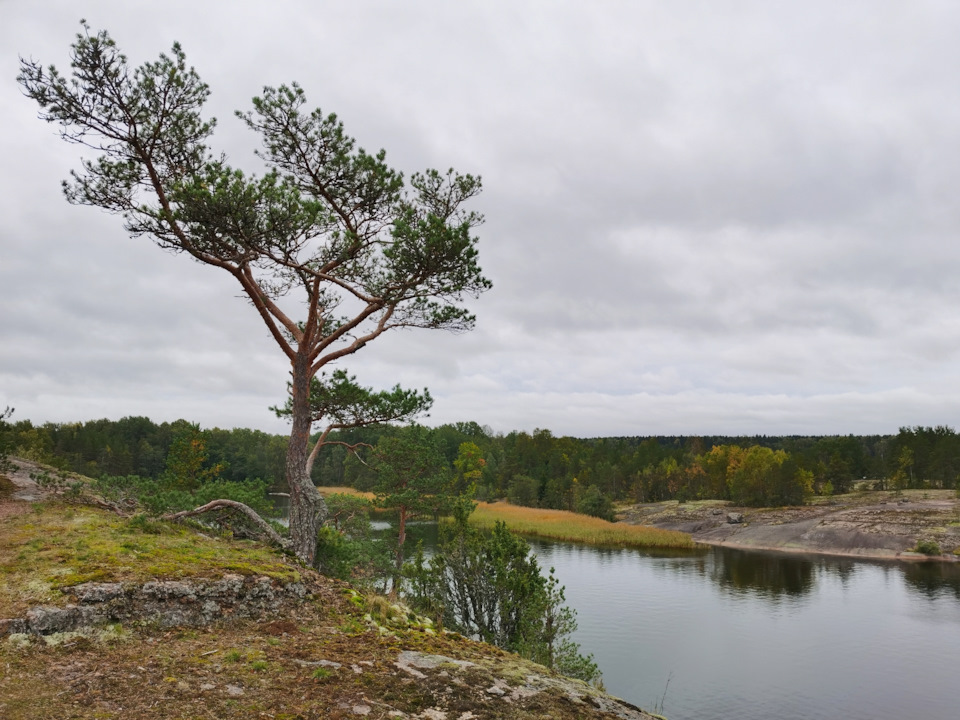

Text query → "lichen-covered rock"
[392,649,658,719]
[142,580,198,601]
[1,575,314,637]
[26,604,99,634]
[0,618,27,635]
[73,582,125,604]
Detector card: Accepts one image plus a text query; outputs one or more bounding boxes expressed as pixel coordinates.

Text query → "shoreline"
[619,489,960,564]
[692,536,960,563]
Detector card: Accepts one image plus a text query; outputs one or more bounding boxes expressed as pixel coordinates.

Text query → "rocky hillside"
[0,462,659,720]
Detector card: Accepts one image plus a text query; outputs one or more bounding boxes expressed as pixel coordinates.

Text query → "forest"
[4,415,959,514]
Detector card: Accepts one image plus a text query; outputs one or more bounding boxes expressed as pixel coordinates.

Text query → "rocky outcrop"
[389,650,658,720]
[1,575,309,637]
[621,492,960,561]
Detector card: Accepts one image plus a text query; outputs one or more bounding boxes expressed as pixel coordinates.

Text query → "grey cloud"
[5,1,960,436]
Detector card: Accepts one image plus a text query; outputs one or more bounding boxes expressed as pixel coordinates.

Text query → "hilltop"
[0,459,659,720]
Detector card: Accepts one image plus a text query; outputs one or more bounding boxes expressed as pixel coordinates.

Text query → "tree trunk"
[390,506,408,598]
[286,353,327,565]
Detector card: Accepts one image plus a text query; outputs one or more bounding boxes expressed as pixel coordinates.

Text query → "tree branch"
[162,499,290,550]
[311,304,394,370]
[239,265,302,343]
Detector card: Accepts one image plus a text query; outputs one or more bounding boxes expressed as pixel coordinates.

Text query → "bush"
[89,474,280,540]
[314,494,391,585]
[576,484,614,521]
[507,474,539,507]
[0,406,15,476]
[405,499,600,684]
[915,539,942,556]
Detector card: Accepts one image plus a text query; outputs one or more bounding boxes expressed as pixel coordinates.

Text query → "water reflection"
[524,539,960,720]
[902,560,960,600]
[276,504,960,719]
[705,548,816,600]
[360,511,960,606]
[281,498,960,608]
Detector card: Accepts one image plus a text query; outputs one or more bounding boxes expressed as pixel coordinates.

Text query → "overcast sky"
[4,1,960,438]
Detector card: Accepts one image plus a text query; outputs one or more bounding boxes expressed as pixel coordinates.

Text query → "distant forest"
[3,416,959,511]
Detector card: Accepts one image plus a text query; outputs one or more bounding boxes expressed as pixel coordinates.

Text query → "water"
[283,497,960,718]
[524,541,960,720]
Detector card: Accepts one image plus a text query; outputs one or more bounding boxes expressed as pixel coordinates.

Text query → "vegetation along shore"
[472,501,693,549]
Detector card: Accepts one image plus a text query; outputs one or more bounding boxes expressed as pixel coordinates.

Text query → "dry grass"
[317,486,375,500]
[471,501,694,549]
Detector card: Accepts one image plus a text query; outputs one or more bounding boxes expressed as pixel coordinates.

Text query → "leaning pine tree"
[18,23,490,564]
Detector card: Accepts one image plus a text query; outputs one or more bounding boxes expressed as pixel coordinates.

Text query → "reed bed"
[316,486,375,500]
[470,501,694,549]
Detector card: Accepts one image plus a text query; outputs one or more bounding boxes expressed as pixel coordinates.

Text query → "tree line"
[5,416,960,510]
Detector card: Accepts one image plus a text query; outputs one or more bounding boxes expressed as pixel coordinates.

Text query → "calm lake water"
[281,501,960,719]
[395,522,960,720]
[528,541,960,720]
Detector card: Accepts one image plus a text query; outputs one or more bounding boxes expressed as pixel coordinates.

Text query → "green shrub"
[576,484,614,521]
[125,513,169,535]
[405,500,600,684]
[915,539,942,556]
[314,495,391,585]
[0,406,14,476]
[93,475,276,517]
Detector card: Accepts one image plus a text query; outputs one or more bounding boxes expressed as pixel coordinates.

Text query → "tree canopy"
[19,23,490,563]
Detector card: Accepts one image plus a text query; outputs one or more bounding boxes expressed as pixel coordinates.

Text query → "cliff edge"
[0,470,658,720]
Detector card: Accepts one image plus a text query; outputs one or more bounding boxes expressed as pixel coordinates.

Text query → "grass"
[316,486,375,500]
[0,502,301,617]
[470,501,694,549]
[0,496,652,720]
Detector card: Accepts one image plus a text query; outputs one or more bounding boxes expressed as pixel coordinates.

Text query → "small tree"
[19,24,490,563]
[453,441,486,495]
[406,501,600,683]
[891,447,914,496]
[372,426,452,594]
[315,493,392,585]
[161,422,224,491]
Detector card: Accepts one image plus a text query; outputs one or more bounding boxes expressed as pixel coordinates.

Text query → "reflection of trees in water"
[703,549,960,605]
[901,561,960,601]
[707,548,816,599]
[412,527,960,605]
[828,558,859,587]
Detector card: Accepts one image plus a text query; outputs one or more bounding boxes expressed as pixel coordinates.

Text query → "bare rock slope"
[621,491,960,560]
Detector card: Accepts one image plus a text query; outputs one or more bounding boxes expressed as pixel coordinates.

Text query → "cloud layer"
[4,1,960,437]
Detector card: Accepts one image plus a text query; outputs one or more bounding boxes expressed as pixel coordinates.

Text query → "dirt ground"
[619,490,960,560]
